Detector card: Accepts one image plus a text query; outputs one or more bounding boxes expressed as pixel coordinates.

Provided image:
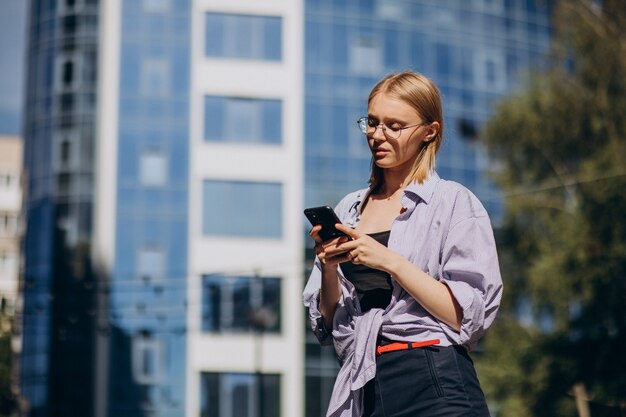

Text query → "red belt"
[376,339,440,356]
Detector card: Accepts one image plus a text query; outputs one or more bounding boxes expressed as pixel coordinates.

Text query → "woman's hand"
[309,225,351,271]
[320,224,404,273]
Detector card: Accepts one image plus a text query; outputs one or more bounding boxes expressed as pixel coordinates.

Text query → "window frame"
[200,371,281,417]
[204,95,282,145]
[139,149,168,187]
[204,12,283,61]
[202,180,283,238]
[131,333,165,385]
[201,275,282,334]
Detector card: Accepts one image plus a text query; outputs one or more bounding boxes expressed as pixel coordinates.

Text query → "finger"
[309,225,322,235]
[323,239,358,257]
[321,235,349,249]
[323,251,352,266]
[317,238,347,258]
[309,225,323,243]
[335,223,362,239]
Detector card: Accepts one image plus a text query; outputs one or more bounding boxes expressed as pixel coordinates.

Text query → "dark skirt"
[363,344,491,417]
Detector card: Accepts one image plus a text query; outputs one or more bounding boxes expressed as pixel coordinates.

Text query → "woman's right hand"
[309,225,350,270]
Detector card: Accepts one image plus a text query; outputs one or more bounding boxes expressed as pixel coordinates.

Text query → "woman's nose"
[370,124,387,141]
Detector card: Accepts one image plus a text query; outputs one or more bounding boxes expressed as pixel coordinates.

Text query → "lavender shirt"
[302,172,503,417]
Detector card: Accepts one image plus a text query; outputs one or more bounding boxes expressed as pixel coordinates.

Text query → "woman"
[303,71,503,417]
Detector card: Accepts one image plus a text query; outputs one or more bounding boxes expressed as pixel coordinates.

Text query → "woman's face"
[367,92,433,172]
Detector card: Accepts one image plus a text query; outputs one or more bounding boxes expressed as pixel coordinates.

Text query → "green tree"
[0,298,15,417]
[477,1,626,416]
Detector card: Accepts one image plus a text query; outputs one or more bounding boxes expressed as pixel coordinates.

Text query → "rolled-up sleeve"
[439,215,503,346]
[302,257,335,345]
[303,257,358,346]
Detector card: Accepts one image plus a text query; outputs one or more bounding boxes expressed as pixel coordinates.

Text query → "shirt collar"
[350,171,440,220]
[403,171,440,204]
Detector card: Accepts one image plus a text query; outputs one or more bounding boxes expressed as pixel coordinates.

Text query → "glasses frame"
[356,117,429,140]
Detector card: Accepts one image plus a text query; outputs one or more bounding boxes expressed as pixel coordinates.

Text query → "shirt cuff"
[307,290,334,346]
[441,279,486,346]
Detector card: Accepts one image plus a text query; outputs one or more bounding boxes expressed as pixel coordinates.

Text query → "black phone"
[304,206,351,241]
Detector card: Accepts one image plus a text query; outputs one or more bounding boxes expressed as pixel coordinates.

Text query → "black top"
[340,230,392,312]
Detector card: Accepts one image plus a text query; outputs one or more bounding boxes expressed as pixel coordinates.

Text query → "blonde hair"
[368,71,444,189]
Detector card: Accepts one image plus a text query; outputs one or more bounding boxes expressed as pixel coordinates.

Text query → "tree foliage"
[477,1,626,416]
[0,300,15,417]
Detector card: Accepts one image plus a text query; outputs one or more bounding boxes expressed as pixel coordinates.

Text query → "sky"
[0,1,28,136]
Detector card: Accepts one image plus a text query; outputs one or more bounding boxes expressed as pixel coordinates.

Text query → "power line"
[505,171,626,197]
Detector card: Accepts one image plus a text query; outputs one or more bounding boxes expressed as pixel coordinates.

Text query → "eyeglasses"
[357,116,429,140]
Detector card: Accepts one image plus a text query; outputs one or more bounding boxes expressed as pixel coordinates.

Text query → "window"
[137,247,165,282]
[204,96,282,144]
[205,13,282,61]
[140,58,170,96]
[60,93,74,113]
[200,372,280,417]
[0,252,18,275]
[485,59,496,83]
[476,0,504,14]
[305,374,338,417]
[60,139,71,164]
[203,180,282,238]
[376,0,405,19]
[435,43,452,78]
[202,275,281,333]
[475,50,506,92]
[143,0,170,13]
[132,332,165,384]
[349,37,382,76]
[0,213,18,237]
[63,15,77,36]
[139,151,167,186]
[62,60,73,85]
[83,49,97,84]
[0,175,5,188]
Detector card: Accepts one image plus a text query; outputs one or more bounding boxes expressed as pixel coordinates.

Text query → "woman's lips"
[373,148,389,157]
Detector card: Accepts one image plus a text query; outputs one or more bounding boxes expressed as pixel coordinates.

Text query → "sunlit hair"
[368,71,444,189]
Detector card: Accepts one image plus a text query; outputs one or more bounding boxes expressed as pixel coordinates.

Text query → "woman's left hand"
[321,223,403,273]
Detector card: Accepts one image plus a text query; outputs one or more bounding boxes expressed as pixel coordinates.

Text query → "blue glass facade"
[109,1,190,415]
[20,1,100,416]
[304,0,552,221]
[303,1,552,415]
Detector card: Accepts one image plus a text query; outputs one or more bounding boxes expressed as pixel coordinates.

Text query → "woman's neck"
[380,167,411,199]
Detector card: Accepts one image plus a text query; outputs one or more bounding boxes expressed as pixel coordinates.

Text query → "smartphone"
[304,206,351,241]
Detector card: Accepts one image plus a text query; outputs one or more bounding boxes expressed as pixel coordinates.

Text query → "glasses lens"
[357,117,403,139]
[357,118,368,135]
[385,127,400,140]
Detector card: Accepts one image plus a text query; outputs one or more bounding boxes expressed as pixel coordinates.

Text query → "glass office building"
[20,1,304,416]
[303,1,552,415]
[20,1,100,415]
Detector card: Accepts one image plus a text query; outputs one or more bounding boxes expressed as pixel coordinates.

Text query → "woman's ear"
[424,121,440,142]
